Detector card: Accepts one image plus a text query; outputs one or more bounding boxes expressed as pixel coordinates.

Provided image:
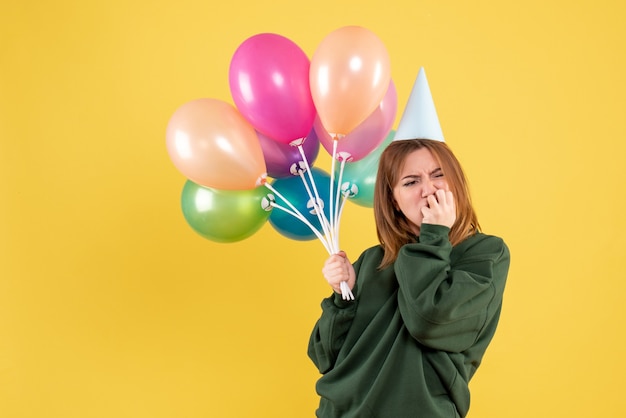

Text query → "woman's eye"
[403,180,417,187]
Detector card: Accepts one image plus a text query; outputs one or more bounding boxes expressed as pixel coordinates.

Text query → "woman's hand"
[421,189,456,228]
[322,251,356,294]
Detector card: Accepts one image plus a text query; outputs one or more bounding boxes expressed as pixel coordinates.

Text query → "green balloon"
[339,130,394,208]
[181,181,271,243]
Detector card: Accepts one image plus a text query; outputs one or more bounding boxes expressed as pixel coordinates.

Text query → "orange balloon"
[166,98,267,190]
[310,26,391,137]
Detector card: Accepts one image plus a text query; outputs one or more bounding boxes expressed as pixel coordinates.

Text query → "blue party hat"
[393,67,444,142]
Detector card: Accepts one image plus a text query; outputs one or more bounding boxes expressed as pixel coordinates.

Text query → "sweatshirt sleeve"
[307,257,362,374]
[395,224,510,353]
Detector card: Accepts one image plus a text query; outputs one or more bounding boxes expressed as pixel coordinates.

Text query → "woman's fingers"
[423,190,456,228]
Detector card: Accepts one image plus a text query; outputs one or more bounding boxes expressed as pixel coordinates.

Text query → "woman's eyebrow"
[430,167,443,175]
[400,168,442,181]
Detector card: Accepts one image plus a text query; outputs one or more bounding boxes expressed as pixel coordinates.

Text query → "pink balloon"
[229,33,316,145]
[316,80,397,162]
[166,98,267,190]
[258,128,320,178]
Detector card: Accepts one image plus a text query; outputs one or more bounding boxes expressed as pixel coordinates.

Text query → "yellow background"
[1,0,625,417]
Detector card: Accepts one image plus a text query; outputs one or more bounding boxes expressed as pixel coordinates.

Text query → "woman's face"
[392,147,450,235]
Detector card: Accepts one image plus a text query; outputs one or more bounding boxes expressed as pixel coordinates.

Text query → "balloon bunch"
[166,26,396,300]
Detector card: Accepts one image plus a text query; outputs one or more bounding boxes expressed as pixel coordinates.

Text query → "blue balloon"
[268,168,333,240]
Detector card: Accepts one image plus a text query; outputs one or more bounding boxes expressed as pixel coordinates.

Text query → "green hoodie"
[308,224,510,418]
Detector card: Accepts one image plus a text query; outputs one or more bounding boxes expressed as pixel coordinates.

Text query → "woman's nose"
[421,179,436,197]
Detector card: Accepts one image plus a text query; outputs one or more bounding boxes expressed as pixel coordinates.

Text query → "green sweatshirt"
[308,224,510,418]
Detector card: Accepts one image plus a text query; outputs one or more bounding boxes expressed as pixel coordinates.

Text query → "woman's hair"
[373,139,480,268]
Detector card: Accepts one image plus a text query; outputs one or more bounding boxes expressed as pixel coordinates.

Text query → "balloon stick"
[333,158,347,250]
[266,199,332,254]
[296,145,334,245]
[328,138,354,300]
[297,141,354,300]
[329,139,338,250]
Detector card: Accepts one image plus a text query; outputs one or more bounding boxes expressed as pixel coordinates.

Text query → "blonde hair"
[373,139,480,268]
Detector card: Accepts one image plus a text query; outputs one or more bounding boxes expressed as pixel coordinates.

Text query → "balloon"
[339,130,394,207]
[268,168,332,241]
[310,26,391,136]
[166,98,266,190]
[258,128,320,179]
[181,180,270,243]
[316,80,397,162]
[229,33,316,144]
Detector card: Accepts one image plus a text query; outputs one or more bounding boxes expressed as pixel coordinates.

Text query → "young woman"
[308,138,510,418]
